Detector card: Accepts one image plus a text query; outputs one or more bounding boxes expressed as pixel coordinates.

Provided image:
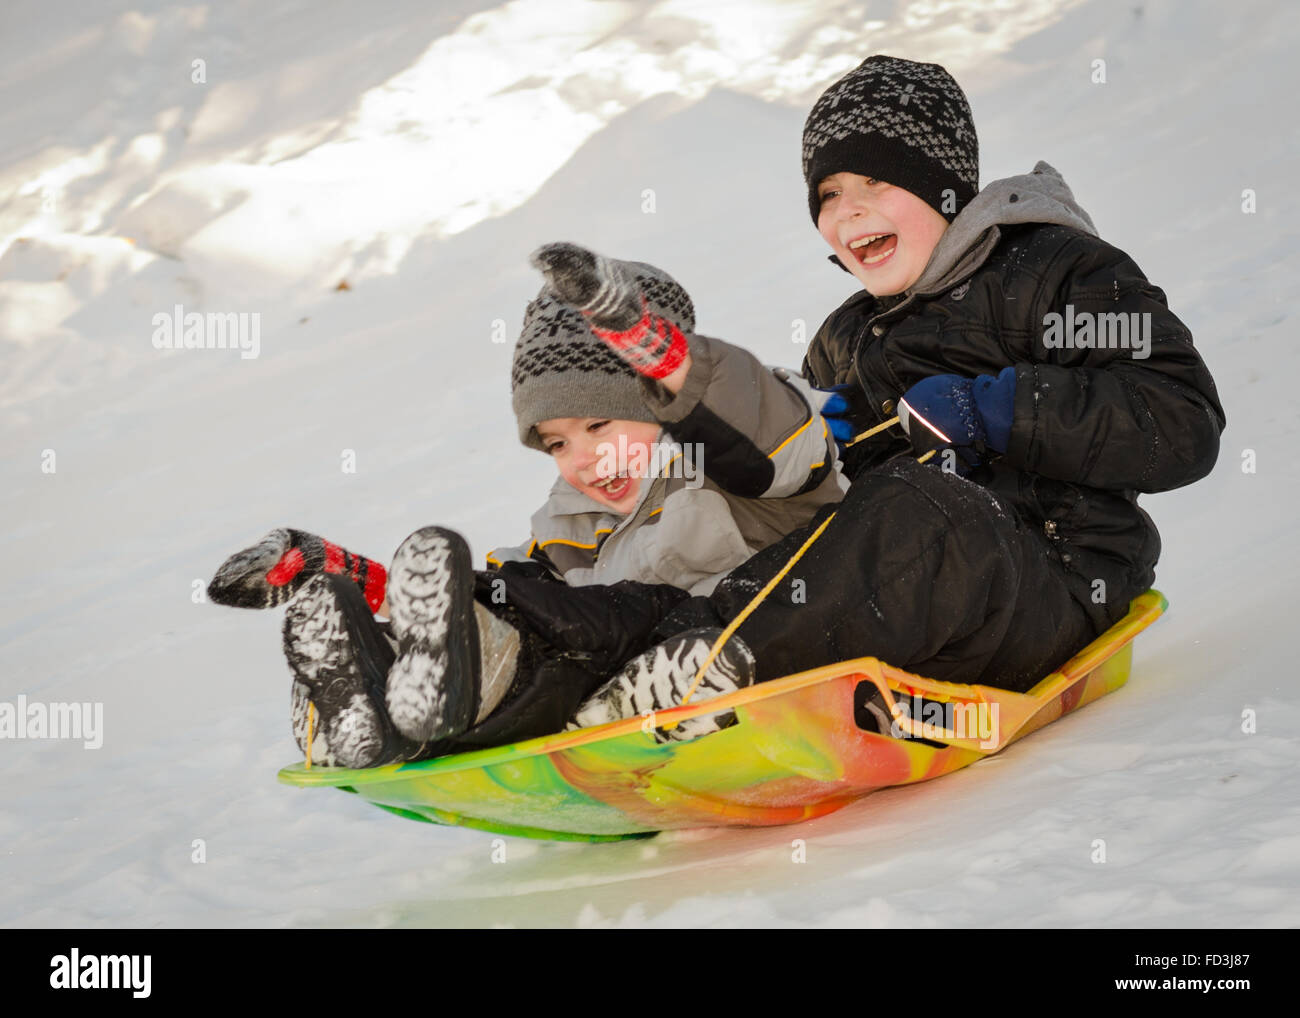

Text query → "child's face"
[535,417,662,513]
[816,172,949,296]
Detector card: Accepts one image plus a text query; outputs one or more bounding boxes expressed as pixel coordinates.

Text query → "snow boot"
[385,526,520,742]
[566,627,756,743]
[284,572,427,767]
[209,527,388,612]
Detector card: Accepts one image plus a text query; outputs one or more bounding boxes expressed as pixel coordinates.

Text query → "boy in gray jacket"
[490,254,845,596]
[207,253,845,766]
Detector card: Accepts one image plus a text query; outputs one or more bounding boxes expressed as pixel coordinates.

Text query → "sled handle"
[857,659,1023,754]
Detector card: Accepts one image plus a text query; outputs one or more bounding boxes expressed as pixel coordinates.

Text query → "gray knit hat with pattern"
[801,55,979,225]
[511,264,696,452]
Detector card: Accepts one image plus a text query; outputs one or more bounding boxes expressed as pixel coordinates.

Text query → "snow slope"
[1,0,1297,927]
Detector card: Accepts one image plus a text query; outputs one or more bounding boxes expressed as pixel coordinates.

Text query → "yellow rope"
[673,510,838,715]
[668,441,938,727]
[305,701,314,769]
[845,414,899,448]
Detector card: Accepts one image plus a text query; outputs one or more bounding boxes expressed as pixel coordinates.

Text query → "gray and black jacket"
[803,161,1226,624]
[488,333,847,594]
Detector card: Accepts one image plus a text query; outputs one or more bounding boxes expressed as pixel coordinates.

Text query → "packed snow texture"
[2,0,1297,927]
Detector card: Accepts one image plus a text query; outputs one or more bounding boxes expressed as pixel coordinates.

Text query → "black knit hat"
[801,55,979,226]
[511,268,696,452]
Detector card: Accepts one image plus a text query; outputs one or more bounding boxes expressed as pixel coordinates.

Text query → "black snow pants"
[443,457,1123,751]
[647,457,1111,690]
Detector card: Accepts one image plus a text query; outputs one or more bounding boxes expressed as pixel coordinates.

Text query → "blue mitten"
[812,382,874,452]
[898,367,1017,464]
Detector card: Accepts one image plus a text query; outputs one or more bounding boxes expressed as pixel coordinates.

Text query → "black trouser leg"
[417,573,693,752]
[474,570,691,674]
[654,458,1098,691]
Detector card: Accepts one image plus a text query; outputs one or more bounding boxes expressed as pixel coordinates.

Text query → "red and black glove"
[208,528,388,613]
[530,242,689,380]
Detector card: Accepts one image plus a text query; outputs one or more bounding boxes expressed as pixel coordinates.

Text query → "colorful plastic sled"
[278,590,1167,842]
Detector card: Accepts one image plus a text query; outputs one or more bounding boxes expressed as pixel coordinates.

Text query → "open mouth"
[591,473,632,501]
[848,232,897,266]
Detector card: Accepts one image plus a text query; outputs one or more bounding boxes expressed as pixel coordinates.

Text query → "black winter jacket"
[802,162,1225,626]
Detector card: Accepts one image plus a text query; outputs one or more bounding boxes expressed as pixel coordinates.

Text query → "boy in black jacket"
[548,52,1225,722]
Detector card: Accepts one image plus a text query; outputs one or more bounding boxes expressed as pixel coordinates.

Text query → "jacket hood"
[911,160,1098,296]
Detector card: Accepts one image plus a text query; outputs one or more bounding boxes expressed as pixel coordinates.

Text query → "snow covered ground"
[2,0,1297,927]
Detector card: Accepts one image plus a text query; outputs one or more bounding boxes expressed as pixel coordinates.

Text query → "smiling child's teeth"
[850,233,886,249]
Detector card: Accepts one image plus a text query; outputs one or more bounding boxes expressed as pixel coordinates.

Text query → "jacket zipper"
[854,293,918,423]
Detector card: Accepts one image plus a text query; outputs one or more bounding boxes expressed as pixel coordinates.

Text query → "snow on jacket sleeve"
[1005,231,1226,493]
[637,332,838,499]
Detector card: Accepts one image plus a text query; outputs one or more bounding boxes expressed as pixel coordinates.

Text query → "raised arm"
[638,334,835,498]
